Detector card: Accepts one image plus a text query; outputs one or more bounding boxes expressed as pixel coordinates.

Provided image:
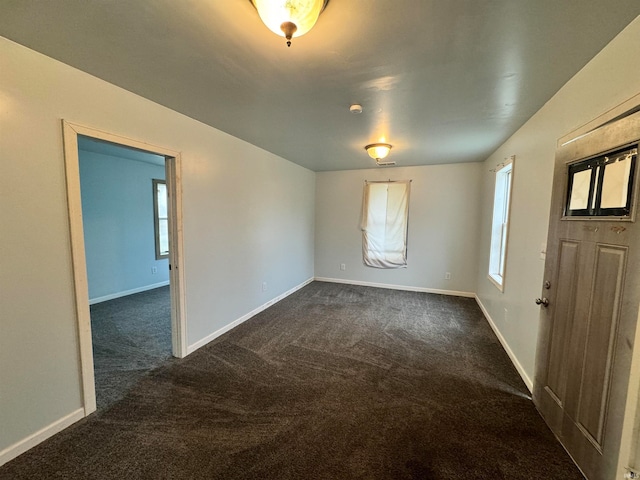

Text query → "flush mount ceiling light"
[365,143,393,162]
[250,0,329,47]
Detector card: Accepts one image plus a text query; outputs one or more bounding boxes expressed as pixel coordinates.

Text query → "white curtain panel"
[361,180,410,268]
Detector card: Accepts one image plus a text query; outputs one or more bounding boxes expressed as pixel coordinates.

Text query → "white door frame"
[62,120,188,416]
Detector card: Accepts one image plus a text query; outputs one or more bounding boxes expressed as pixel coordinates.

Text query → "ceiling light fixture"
[365,143,393,162]
[250,0,329,47]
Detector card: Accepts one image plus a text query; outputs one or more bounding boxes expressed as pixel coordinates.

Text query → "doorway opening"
[78,136,172,410]
[63,121,187,416]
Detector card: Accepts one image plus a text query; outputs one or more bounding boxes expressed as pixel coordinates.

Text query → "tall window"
[488,159,514,290]
[361,180,411,268]
[153,179,169,260]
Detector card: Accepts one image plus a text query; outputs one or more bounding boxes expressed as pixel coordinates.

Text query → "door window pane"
[601,156,632,209]
[569,169,591,210]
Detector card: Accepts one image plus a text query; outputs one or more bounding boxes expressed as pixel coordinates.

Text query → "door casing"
[62,120,187,416]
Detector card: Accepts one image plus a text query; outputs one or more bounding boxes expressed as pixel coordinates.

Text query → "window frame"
[361,180,411,269]
[564,144,637,220]
[152,178,169,260]
[488,158,514,291]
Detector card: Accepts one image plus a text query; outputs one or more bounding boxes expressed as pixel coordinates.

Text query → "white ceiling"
[1,1,639,171]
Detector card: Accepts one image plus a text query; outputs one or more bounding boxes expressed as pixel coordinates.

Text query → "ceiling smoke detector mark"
[350,104,363,114]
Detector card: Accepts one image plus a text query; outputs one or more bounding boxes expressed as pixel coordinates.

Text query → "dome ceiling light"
[250,0,329,47]
[365,143,394,166]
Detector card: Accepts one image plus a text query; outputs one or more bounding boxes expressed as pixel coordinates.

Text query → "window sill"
[487,273,505,293]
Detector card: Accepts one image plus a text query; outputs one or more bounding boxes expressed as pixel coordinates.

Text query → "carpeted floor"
[0,282,583,479]
[91,286,173,410]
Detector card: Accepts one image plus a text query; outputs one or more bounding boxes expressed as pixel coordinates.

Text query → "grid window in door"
[565,145,637,218]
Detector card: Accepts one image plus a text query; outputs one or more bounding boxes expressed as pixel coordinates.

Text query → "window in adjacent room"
[488,158,514,291]
[361,180,411,268]
[153,179,169,259]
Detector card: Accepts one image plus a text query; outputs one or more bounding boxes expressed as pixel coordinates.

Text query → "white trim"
[89,281,170,305]
[487,273,505,293]
[186,278,314,354]
[474,295,533,392]
[559,92,640,147]
[166,155,188,358]
[62,121,96,415]
[62,120,188,415]
[0,408,84,467]
[313,277,476,298]
[617,303,640,477]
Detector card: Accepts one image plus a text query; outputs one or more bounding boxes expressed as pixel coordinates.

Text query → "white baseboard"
[89,281,170,305]
[0,408,84,467]
[314,277,476,298]
[474,295,533,393]
[187,277,314,355]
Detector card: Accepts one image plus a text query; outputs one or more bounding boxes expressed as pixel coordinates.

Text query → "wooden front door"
[534,111,640,480]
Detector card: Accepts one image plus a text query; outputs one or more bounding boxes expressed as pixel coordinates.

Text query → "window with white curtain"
[488,159,514,290]
[361,180,411,268]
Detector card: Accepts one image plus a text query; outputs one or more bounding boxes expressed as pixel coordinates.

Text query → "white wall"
[79,149,169,301]
[475,17,640,388]
[315,163,482,294]
[0,37,315,459]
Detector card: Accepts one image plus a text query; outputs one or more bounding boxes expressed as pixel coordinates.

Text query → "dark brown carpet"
[0,282,583,479]
[90,286,172,410]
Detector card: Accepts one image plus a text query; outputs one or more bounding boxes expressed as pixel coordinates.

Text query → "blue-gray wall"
[79,148,169,302]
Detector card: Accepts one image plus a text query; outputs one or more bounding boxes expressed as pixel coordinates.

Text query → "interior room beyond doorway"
[78,136,173,410]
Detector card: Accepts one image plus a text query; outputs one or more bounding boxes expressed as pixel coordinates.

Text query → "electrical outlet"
[504,308,508,322]
[340,263,346,271]
[445,272,451,280]
[151,267,158,274]
[262,282,267,292]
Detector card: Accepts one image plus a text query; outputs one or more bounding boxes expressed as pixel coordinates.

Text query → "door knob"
[535,297,549,307]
